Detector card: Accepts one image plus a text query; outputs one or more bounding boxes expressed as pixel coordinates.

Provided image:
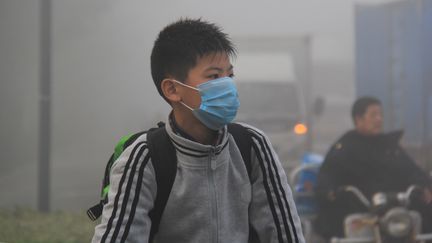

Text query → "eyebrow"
[204,65,234,72]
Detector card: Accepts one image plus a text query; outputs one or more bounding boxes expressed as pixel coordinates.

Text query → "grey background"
[0,0,403,210]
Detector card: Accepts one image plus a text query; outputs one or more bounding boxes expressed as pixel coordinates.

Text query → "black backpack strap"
[227,123,258,241]
[147,123,177,242]
[227,123,253,179]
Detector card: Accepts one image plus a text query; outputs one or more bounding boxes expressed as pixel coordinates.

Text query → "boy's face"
[178,52,234,109]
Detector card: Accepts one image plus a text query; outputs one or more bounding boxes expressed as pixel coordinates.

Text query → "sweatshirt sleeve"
[92,136,156,243]
[246,126,305,243]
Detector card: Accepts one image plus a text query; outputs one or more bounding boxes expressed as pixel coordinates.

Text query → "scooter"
[331,185,432,243]
[289,153,324,243]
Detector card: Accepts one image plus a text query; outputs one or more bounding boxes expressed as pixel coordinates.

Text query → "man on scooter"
[314,96,432,241]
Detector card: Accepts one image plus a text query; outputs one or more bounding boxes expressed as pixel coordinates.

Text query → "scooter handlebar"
[337,185,371,208]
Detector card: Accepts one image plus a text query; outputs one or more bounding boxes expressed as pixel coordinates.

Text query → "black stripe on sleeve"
[100,142,146,243]
[260,135,299,243]
[110,145,148,242]
[249,128,299,243]
[120,152,151,243]
[250,140,284,243]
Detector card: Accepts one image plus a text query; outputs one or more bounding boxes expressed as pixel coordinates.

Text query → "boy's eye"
[207,73,234,79]
[208,74,219,79]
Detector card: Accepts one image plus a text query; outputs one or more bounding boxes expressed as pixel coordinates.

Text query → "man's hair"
[151,18,236,100]
[351,96,381,122]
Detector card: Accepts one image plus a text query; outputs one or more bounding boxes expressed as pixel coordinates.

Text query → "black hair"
[351,96,381,123]
[150,18,236,101]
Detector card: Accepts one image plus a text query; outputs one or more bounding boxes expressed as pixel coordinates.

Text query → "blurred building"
[355,0,432,169]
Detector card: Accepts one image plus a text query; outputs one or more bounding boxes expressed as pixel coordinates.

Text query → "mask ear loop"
[180,101,194,111]
[168,79,198,111]
[172,79,199,91]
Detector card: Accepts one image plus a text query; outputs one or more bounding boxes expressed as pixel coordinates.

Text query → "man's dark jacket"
[314,130,431,239]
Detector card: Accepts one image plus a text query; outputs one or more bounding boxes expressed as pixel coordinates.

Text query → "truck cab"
[233,44,309,169]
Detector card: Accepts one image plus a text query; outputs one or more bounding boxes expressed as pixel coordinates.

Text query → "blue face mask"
[175,77,240,130]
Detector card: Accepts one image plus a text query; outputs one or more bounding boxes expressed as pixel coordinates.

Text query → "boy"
[92,18,304,243]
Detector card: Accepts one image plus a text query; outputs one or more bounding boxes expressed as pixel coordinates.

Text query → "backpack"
[87,122,252,241]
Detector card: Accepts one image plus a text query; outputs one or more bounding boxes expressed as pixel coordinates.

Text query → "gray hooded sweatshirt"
[92,120,304,243]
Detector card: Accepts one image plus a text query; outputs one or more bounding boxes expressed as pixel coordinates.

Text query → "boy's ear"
[161,79,181,102]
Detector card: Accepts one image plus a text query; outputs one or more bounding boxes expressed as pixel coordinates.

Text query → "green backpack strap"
[87,131,146,221]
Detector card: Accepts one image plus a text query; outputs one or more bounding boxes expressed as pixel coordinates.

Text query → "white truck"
[233,36,316,169]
